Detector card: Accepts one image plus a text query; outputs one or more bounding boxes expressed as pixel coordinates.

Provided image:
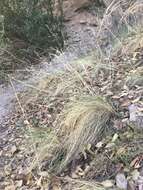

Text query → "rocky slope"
[0,1,143,190]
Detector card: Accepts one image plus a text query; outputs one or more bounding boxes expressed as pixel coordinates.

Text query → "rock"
[129,104,139,122]
[116,173,128,190]
[139,184,143,190]
[128,104,143,128]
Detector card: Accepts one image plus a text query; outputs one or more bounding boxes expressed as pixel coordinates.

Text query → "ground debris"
[0,7,143,190]
[115,173,127,190]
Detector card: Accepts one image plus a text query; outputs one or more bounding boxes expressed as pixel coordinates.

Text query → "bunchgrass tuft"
[49,96,114,173]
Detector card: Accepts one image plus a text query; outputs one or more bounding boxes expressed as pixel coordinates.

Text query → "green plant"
[0,0,64,55]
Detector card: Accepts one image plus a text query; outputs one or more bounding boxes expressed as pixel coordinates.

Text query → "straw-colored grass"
[63,177,106,190]
[49,96,113,174]
[24,95,113,175]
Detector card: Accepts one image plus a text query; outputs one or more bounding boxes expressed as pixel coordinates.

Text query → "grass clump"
[24,95,113,175]
[49,96,113,174]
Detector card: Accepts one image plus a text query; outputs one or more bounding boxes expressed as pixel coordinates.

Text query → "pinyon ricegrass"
[48,96,114,174]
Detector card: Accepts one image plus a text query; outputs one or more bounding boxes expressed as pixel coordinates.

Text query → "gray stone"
[116,173,128,190]
[129,104,143,129]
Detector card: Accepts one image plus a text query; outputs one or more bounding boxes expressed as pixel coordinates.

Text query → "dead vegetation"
[49,96,113,174]
[126,66,143,88]
[8,24,142,189]
[11,26,142,189]
[0,0,143,190]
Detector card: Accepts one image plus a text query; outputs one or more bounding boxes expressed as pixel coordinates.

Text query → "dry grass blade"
[50,96,114,173]
[63,177,106,190]
[126,66,143,88]
[28,129,60,172]
[121,28,143,54]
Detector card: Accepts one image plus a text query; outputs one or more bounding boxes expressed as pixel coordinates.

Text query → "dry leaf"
[71,172,79,179]
[15,180,23,188]
[4,164,12,176]
[5,185,16,190]
[130,156,143,169]
[121,99,131,107]
[10,145,17,155]
[95,141,103,148]
[39,171,49,177]
[105,142,115,149]
[101,180,114,188]
[112,133,119,143]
